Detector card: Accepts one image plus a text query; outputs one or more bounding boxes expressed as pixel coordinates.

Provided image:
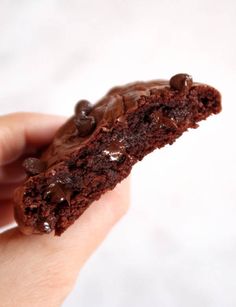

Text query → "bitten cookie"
[14,74,221,235]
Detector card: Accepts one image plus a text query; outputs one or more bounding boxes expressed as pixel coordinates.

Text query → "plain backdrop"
[0,1,236,306]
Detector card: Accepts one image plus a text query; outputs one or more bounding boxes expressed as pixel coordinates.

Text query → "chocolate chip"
[169,73,193,91]
[74,114,96,137]
[102,141,126,162]
[44,182,67,203]
[151,110,178,130]
[75,100,92,116]
[22,158,47,176]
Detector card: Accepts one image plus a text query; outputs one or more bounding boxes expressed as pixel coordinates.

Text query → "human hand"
[0,113,129,307]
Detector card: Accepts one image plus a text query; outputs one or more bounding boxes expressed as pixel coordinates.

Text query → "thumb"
[0,178,130,307]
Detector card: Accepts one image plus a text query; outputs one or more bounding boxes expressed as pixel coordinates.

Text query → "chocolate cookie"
[14,74,221,235]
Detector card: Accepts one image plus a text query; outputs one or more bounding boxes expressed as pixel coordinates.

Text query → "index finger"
[0,112,66,166]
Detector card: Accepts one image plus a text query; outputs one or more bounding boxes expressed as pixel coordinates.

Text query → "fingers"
[59,177,130,266]
[0,113,66,166]
[0,200,14,227]
[0,183,21,199]
[0,178,130,307]
[0,113,66,231]
[0,183,20,227]
[0,158,26,183]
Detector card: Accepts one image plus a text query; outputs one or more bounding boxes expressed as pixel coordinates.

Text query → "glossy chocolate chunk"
[151,110,178,129]
[44,181,68,204]
[22,158,47,176]
[102,141,126,162]
[169,73,193,91]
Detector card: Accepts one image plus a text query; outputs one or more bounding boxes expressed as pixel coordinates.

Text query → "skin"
[0,113,130,307]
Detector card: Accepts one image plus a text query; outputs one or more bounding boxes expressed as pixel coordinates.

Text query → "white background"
[0,1,235,306]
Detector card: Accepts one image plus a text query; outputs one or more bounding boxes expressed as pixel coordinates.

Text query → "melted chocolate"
[151,110,178,130]
[44,181,71,204]
[102,140,126,162]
